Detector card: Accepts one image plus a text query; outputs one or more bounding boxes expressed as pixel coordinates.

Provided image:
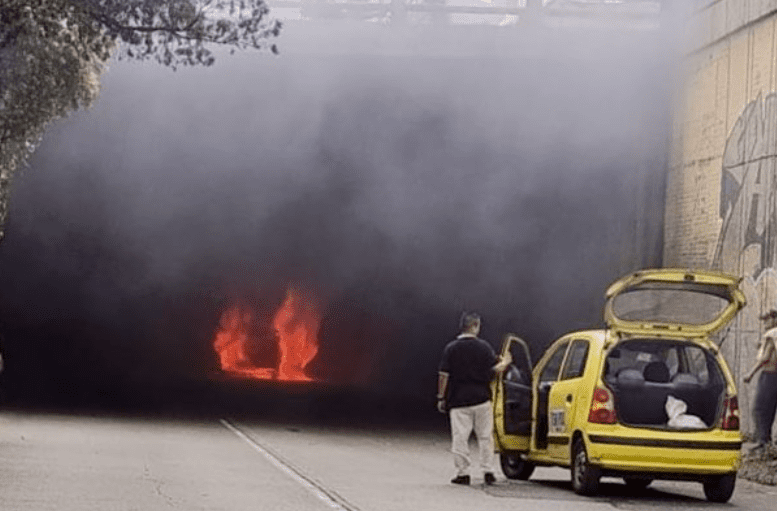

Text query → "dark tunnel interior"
[0,22,669,427]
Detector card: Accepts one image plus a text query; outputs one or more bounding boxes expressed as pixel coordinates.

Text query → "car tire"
[623,476,652,490]
[571,439,600,496]
[702,473,736,503]
[500,453,535,480]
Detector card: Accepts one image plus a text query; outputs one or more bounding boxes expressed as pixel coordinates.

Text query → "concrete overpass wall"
[667,0,777,437]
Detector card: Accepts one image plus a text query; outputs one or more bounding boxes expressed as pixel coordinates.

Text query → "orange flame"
[273,289,320,381]
[212,288,320,381]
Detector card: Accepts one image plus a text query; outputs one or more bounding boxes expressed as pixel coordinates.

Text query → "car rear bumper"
[586,432,741,475]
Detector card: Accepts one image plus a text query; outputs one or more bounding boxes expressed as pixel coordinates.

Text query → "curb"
[739,443,777,486]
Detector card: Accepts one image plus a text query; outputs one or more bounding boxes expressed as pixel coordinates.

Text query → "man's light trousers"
[449,400,494,476]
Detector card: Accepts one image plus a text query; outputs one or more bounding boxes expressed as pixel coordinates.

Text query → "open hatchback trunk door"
[603,269,746,339]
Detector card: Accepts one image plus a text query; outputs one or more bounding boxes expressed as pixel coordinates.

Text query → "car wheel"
[702,473,736,503]
[623,476,652,490]
[500,452,535,480]
[571,439,600,496]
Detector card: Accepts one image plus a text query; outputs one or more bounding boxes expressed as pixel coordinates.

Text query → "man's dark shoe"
[484,472,496,485]
[450,475,470,485]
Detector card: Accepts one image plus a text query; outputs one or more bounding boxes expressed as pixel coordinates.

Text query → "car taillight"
[588,385,617,424]
[721,395,740,431]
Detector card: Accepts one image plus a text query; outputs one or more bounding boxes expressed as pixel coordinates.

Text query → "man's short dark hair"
[460,312,481,331]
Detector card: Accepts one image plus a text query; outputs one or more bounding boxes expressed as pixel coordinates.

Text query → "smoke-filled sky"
[0,18,672,411]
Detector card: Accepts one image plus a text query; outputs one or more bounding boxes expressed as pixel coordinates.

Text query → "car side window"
[683,346,711,385]
[560,339,589,380]
[507,340,532,385]
[539,342,569,383]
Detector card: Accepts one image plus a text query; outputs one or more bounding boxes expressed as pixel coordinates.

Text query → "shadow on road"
[487,478,719,507]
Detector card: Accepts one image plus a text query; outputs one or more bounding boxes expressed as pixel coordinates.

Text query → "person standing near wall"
[437,312,511,485]
[744,310,777,452]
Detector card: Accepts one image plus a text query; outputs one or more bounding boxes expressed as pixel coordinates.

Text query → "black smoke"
[0,21,668,419]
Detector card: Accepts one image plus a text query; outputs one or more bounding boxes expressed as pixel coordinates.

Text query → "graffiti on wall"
[715,93,777,282]
[713,93,777,324]
[712,93,777,433]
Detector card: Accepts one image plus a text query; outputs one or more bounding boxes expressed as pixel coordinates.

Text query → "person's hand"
[437,399,447,414]
[494,351,512,373]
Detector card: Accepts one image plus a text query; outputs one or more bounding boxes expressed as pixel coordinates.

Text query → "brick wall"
[668,0,777,437]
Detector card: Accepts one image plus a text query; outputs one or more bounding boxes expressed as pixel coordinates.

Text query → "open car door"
[493,335,532,453]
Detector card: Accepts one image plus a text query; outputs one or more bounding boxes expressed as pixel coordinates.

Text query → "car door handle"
[566,394,573,403]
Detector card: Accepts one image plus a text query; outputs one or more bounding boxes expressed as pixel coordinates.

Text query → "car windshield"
[610,282,730,326]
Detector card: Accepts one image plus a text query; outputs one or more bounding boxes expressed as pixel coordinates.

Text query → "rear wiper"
[717,325,732,348]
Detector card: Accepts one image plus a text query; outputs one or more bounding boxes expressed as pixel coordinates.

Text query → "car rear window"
[610,283,730,326]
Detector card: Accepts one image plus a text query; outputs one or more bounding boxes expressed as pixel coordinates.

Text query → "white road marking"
[220,419,357,511]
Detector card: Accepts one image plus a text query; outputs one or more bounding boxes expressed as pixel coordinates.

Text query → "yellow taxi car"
[493,268,746,502]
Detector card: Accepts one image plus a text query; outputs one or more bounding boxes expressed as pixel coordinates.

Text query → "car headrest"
[616,368,644,386]
[671,373,700,386]
[643,361,670,383]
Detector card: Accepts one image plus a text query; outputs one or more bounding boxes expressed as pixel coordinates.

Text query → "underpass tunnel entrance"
[0,20,668,419]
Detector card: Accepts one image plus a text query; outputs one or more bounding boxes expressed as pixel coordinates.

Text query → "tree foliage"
[0,0,281,238]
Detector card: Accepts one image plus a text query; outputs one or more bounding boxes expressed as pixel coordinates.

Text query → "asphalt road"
[1,411,775,511]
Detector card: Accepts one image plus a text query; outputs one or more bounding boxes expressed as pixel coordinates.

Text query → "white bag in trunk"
[666,395,707,429]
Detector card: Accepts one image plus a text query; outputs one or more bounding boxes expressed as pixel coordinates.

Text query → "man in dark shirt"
[437,312,510,485]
